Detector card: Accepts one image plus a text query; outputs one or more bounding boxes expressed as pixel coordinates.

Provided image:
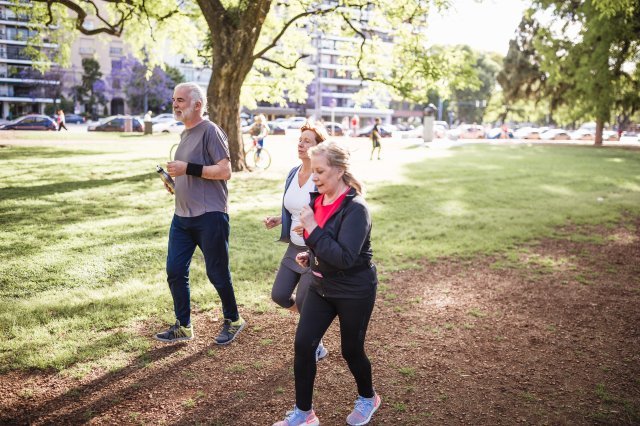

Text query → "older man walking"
[154,82,246,345]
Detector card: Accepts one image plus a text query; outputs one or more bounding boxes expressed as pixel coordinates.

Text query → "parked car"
[54,113,85,124]
[435,120,450,129]
[153,120,184,134]
[539,129,571,140]
[399,124,446,139]
[619,131,639,143]
[486,127,514,139]
[356,124,393,138]
[449,124,485,139]
[513,127,542,140]
[569,128,595,141]
[323,121,345,136]
[151,113,175,124]
[267,121,286,135]
[285,116,309,129]
[88,115,143,132]
[0,114,57,131]
[602,130,619,141]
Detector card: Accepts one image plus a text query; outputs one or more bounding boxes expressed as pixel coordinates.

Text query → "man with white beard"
[154,82,246,345]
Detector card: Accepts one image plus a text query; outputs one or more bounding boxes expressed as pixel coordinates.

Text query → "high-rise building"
[0,1,59,119]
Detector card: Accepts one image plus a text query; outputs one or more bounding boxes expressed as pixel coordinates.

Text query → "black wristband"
[186,162,203,177]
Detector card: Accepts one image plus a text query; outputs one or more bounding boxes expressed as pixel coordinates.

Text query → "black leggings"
[294,287,376,411]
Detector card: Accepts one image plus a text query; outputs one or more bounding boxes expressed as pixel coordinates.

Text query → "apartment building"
[308,32,393,125]
[0,1,59,119]
[65,31,129,116]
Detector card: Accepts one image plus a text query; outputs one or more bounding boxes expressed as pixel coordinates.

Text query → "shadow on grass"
[0,172,155,201]
[0,145,110,160]
[0,343,185,424]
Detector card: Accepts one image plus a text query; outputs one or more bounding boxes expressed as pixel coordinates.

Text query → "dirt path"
[1,219,639,425]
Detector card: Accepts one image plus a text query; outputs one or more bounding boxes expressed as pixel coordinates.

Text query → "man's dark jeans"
[166,211,239,326]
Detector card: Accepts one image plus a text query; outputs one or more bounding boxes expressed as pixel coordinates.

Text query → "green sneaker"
[214,316,246,345]
[154,320,193,343]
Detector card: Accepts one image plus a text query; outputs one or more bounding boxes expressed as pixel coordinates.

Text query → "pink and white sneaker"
[346,393,381,425]
[272,406,320,426]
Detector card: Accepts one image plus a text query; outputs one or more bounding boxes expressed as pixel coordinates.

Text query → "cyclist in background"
[251,114,270,159]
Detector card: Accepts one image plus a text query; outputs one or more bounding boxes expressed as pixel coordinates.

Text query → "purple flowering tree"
[118,56,176,114]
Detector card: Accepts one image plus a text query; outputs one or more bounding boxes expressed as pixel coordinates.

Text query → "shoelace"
[284,408,299,421]
[354,397,373,415]
[169,324,181,337]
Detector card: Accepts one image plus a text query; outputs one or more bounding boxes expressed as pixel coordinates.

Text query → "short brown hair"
[300,121,329,144]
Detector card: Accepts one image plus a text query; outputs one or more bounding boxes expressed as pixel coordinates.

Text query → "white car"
[151,113,175,124]
[539,128,571,140]
[153,120,185,133]
[570,128,595,140]
[513,127,542,139]
[620,131,638,143]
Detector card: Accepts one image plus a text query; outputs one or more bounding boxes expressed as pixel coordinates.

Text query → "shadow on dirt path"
[1,219,639,425]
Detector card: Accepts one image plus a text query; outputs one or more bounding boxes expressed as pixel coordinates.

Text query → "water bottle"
[156,165,175,194]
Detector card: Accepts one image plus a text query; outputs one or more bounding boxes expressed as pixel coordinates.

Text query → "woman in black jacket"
[272,141,380,426]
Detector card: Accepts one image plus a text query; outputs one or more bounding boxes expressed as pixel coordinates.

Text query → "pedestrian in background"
[273,141,381,426]
[154,82,246,346]
[57,110,68,131]
[370,117,381,160]
[264,121,330,362]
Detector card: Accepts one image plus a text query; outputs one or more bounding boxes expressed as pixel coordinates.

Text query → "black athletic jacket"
[304,187,378,299]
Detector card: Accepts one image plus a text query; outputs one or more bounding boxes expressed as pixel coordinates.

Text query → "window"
[111,59,122,71]
[110,46,123,55]
[112,78,121,89]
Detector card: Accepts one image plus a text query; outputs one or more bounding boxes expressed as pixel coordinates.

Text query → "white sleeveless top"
[283,168,315,246]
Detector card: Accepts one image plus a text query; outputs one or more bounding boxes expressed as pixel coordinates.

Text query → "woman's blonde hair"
[308,141,364,195]
[300,121,329,144]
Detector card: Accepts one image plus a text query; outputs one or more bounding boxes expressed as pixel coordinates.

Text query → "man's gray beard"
[174,105,195,122]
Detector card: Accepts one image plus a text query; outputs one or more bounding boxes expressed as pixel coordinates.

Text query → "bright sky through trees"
[426,0,529,54]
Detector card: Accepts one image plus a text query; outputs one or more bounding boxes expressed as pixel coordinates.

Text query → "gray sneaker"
[214,317,246,345]
[153,321,194,343]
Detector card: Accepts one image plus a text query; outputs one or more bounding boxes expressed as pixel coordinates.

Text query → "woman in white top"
[264,121,329,360]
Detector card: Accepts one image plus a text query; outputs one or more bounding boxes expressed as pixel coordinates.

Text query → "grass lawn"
[1,135,639,372]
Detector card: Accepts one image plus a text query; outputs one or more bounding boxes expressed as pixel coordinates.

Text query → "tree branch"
[252,3,341,61]
[32,0,136,36]
[257,53,310,70]
[340,11,369,82]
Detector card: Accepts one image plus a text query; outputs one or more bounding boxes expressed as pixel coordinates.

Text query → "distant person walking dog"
[154,82,246,346]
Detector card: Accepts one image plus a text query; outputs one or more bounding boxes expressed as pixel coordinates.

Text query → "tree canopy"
[23,0,487,168]
[499,0,640,143]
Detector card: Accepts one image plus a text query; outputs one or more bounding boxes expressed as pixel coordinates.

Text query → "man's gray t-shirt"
[174,120,230,217]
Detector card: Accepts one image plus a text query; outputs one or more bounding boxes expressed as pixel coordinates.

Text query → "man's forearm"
[201,162,231,180]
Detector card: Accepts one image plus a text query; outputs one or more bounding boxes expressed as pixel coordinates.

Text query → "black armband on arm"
[186,162,204,177]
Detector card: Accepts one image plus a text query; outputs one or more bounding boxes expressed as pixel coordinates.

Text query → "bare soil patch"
[1,219,639,425]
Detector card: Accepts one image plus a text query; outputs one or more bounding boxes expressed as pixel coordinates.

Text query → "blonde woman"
[273,141,380,426]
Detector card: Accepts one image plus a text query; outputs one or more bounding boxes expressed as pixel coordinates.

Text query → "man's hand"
[167,161,187,177]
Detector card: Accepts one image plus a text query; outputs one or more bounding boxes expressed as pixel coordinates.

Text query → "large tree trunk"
[198,0,272,171]
[595,118,604,146]
[207,72,248,171]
